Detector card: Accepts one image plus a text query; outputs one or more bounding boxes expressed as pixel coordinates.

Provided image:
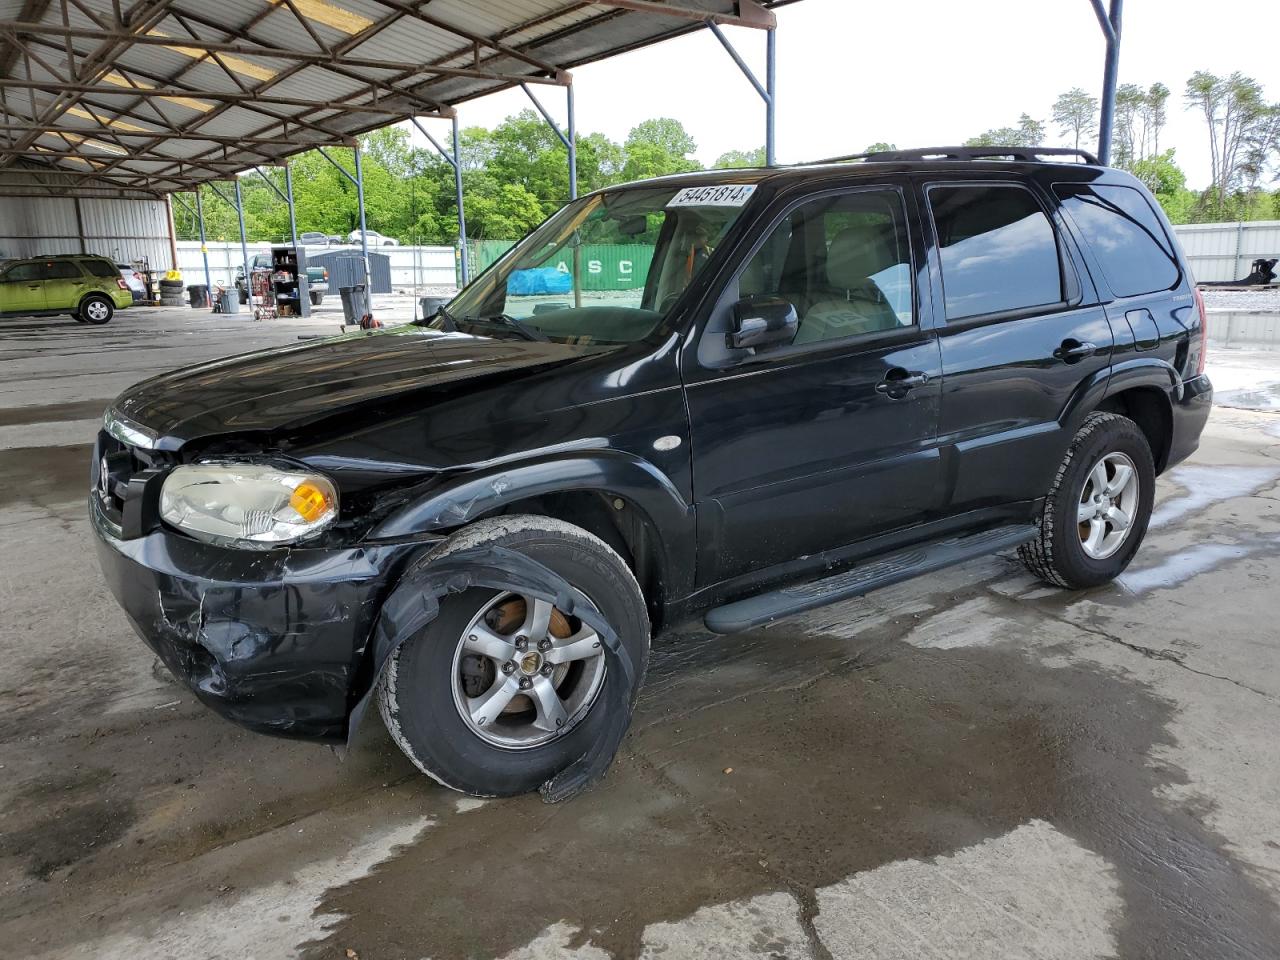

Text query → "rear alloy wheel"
[80,295,113,325]
[1019,411,1155,589]
[1077,451,1140,560]
[377,516,649,797]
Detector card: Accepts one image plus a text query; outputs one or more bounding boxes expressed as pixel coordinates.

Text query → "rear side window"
[82,259,118,278]
[39,260,82,280]
[928,184,1063,320]
[1054,183,1179,297]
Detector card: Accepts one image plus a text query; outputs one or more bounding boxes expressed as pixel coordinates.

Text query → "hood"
[112,328,600,450]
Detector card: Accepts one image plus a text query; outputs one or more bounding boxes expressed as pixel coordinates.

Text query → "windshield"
[434,182,758,344]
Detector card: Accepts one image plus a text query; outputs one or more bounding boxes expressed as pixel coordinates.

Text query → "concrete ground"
[2,301,1280,959]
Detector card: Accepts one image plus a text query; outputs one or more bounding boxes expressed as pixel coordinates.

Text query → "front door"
[684,184,943,585]
[920,178,1115,512]
[0,262,47,315]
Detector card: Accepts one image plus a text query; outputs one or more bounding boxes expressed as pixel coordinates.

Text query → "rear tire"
[377,515,650,797]
[80,294,113,325]
[1019,412,1155,589]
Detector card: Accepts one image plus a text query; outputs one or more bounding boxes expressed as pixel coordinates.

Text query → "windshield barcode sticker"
[667,184,756,208]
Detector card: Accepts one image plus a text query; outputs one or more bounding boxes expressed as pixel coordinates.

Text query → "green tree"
[714,146,766,168]
[1052,88,1098,150]
[1130,149,1196,223]
[1184,71,1277,218]
[965,113,1045,147]
[621,118,701,181]
[863,142,897,154]
[1113,82,1170,169]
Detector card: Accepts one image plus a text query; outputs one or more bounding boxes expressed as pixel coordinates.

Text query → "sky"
[403,0,1277,190]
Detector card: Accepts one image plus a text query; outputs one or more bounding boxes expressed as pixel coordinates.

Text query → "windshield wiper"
[463,313,548,342]
[413,303,457,331]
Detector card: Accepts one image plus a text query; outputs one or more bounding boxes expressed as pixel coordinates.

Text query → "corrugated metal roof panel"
[0,0,794,196]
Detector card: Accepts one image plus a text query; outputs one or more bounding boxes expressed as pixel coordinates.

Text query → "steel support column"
[212,178,253,299]
[566,81,578,200]
[194,188,212,294]
[521,81,577,200]
[411,114,470,285]
[765,27,777,166]
[454,115,469,284]
[354,142,368,262]
[1092,0,1123,165]
[284,164,299,249]
[708,21,777,166]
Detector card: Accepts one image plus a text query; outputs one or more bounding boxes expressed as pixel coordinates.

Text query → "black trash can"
[420,296,446,319]
[340,285,370,326]
[188,284,209,309]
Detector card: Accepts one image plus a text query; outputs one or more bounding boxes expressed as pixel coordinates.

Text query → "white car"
[349,229,399,247]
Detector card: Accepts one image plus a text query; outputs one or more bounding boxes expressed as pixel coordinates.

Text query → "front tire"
[377,515,650,797]
[1019,412,1155,589]
[80,295,113,325]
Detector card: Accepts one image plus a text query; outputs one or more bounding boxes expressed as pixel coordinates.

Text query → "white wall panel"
[1172,221,1280,283]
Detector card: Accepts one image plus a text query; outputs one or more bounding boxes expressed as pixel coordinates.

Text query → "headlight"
[159,463,338,548]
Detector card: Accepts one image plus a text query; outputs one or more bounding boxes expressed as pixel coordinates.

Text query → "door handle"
[876,369,929,397]
[1054,339,1097,362]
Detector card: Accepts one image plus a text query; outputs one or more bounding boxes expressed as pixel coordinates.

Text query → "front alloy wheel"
[453,592,606,749]
[1077,451,1140,560]
[376,515,650,797]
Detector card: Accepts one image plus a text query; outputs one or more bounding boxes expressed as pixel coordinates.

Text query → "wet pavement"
[3,306,1280,958]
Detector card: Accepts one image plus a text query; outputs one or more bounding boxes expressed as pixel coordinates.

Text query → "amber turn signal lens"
[289,481,334,522]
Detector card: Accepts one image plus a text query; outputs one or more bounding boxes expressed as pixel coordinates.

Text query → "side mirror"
[727,294,798,350]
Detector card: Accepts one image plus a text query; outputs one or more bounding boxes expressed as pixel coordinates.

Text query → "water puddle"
[1150,464,1280,528]
[1118,541,1257,594]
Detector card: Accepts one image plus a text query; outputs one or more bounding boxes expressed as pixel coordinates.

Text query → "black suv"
[91,147,1212,799]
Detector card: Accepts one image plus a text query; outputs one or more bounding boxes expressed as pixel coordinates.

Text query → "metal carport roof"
[0,0,796,199]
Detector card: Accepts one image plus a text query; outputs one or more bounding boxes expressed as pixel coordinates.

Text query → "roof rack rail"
[817,145,1101,166]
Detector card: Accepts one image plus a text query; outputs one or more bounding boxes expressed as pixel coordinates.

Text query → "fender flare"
[1060,357,1177,434]
[370,450,697,600]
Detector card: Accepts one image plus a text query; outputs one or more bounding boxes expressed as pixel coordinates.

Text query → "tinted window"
[39,260,82,280]
[929,185,1063,319]
[1,263,41,282]
[83,259,118,278]
[738,189,913,346]
[1055,183,1179,297]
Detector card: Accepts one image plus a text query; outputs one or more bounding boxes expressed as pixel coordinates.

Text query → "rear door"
[920,177,1114,513]
[40,259,89,310]
[1052,182,1189,372]
[684,182,943,584]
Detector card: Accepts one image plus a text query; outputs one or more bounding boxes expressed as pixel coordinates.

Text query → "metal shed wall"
[0,193,171,268]
[1172,221,1280,283]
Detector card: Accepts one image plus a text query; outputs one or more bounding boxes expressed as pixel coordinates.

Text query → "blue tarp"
[508,267,572,295]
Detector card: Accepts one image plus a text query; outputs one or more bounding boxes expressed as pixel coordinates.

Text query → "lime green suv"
[0,254,134,324]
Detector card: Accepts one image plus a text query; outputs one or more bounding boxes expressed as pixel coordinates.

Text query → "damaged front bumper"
[91,497,424,741]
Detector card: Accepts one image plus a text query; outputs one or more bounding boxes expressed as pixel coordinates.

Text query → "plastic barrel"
[188,285,209,309]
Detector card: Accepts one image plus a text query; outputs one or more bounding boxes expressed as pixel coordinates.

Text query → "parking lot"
[2,295,1279,959]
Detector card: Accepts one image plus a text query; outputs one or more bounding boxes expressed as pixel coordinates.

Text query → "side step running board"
[703,524,1037,635]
